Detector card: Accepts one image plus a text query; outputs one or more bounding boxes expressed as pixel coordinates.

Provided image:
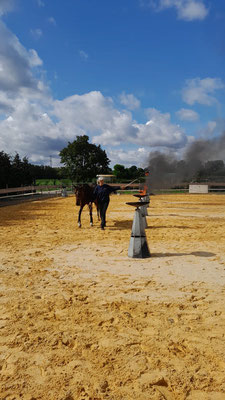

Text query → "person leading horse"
[90,176,120,230]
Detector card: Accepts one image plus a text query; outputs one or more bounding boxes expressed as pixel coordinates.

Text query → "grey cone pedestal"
[126,202,151,258]
[141,195,150,216]
[140,201,148,228]
[135,194,150,228]
[142,213,148,229]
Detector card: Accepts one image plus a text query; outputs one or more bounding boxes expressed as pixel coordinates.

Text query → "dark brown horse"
[74,184,99,227]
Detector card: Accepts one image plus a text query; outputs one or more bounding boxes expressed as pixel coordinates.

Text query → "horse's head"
[73,184,93,207]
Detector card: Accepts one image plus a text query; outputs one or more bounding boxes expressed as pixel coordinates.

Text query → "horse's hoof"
[90,222,93,226]
[78,223,81,228]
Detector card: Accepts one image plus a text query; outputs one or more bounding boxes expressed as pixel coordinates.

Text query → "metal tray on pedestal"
[133,194,147,199]
[126,201,149,208]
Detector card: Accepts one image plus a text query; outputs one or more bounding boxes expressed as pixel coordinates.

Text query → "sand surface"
[0,193,225,400]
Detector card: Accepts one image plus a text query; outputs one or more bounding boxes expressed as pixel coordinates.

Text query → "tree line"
[0,136,146,189]
[0,151,61,189]
[1,135,225,189]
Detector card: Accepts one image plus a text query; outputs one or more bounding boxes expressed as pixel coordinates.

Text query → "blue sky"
[0,0,225,167]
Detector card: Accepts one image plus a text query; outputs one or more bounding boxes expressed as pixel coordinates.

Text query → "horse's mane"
[75,183,96,194]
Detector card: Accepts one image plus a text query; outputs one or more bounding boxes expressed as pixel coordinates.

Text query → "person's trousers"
[99,201,109,228]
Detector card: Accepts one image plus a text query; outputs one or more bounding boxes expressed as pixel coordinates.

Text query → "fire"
[139,171,149,195]
[139,184,147,196]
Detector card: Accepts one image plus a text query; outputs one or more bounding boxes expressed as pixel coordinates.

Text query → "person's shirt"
[92,184,119,203]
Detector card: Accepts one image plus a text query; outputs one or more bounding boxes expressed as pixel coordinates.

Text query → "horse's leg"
[89,203,93,226]
[78,205,83,227]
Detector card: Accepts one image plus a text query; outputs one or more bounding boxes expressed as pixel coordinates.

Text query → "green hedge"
[35,179,72,186]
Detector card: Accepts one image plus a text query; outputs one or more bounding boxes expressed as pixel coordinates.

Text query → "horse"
[73,184,100,227]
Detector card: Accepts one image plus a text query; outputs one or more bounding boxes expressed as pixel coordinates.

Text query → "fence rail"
[1,181,225,197]
[0,185,64,195]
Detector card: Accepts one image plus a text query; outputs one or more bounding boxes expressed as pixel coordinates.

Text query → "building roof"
[96,174,114,177]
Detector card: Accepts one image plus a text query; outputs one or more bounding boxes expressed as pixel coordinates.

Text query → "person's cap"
[98,176,104,181]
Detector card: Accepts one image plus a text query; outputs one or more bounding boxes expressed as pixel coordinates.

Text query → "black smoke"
[146,132,225,190]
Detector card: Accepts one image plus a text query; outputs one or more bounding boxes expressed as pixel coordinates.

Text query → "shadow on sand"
[0,199,58,226]
[150,251,216,258]
[112,220,199,231]
[110,220,133,230]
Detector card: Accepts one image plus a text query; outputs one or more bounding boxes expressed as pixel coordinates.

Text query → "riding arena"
[0,190,225,400]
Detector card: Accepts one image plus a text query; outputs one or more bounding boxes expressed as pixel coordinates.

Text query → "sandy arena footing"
[0,193,225,400]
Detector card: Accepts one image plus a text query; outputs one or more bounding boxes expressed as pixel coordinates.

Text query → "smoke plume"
[147,131,225,190]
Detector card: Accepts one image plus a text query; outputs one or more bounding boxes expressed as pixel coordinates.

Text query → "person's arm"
[108,185,121,194]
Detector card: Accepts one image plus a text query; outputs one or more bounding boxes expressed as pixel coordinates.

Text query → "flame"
[139,171,149,195]
[139,184,147,196]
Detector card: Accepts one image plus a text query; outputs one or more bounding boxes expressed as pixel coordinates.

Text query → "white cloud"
[204,121,217,135]
[79,50,89,60]
[53,91,137,146]
[93,107,186,148]
[119,92,140,110]
[54,91,113,132]
[0,21,55,163]
[176,108,199,121]
[0,0,15,16]
[108,148,149,168]
[0,95,66,164]
[197,119,225,139]
[30,28,43,40]
[182,77,225,105]
[0,19,188,166]
[0,87,187,165]
[138,108,187,147]
[0,21,44,92]
[147,0,208,21]
[28,49,43,67]
[36,0,45,7]
[48,17,56,26]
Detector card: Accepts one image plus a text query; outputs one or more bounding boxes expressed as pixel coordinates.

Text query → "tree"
[113,164,127,180]
[127,165,138,179]
[10,153,22,187]
[113,164,146,181]
[0,151,11,188]
[59,135,110,182]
